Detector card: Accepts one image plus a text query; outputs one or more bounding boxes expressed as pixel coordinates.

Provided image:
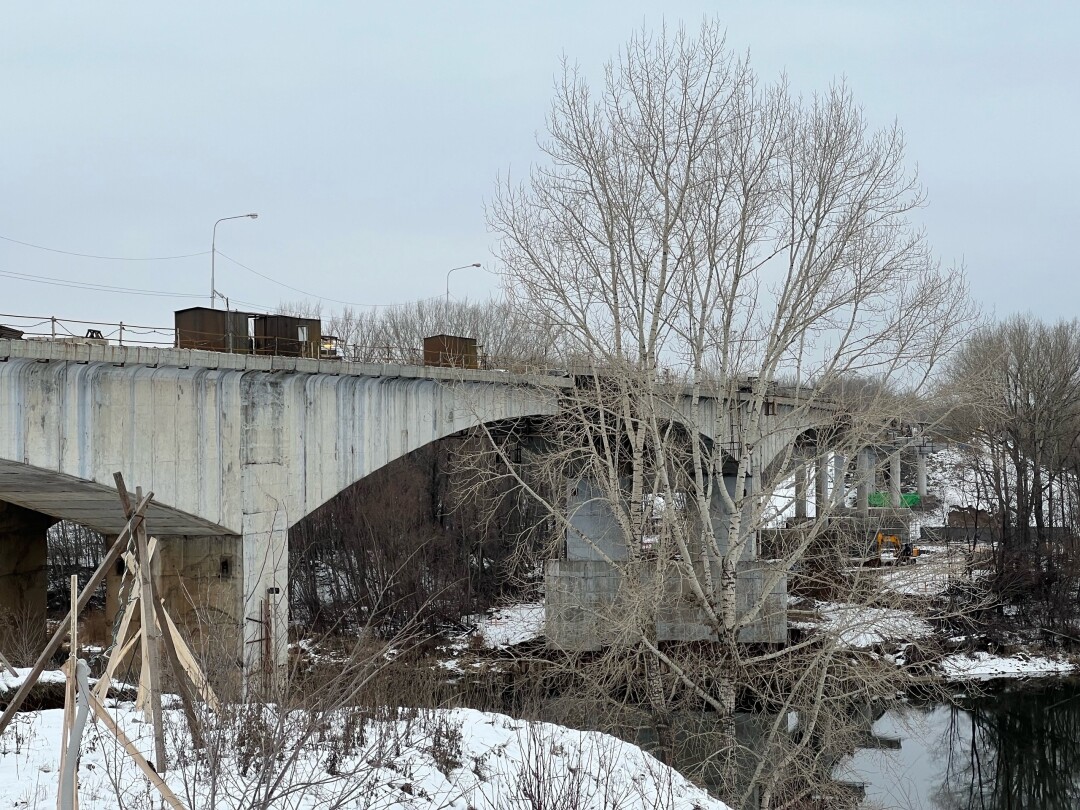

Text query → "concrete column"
[154,535,244,692]
[832,453,847,506]
[0,502,54,660]
[916,452,928,497]
[889,452,902,508]
[815,454,829,517]
[794,459,808,521]
[104,534,122,631]
[857,449,872,517]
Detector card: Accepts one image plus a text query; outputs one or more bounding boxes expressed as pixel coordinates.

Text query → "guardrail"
[0,312,561,374]
[0,312,175,347]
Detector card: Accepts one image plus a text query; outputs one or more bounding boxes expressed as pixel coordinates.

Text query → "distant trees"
[946,315,1080,630]
[278,297,554,367]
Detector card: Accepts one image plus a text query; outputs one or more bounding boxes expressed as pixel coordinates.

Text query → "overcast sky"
[2,2,1077,335]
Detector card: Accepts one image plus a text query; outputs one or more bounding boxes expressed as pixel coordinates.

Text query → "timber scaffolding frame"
[0,473,217,810]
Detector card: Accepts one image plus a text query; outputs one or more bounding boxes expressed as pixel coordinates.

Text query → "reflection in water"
[847,680,1080,809]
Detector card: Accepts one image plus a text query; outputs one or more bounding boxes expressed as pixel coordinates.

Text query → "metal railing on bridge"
[0,312,559,375]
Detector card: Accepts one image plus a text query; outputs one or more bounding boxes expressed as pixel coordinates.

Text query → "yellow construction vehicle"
[876,532,919,565]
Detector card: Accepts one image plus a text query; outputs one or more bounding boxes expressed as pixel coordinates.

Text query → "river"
[842,679,1080,809]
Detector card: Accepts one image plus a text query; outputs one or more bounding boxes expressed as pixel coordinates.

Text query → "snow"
[877,544,981,596]
[940,651,1077,681]
[814,601,933,649]
[0,667,68,691]
[0,704,732,810]
[475,602,545,648]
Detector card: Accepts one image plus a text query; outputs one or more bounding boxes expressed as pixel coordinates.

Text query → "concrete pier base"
[153,535,245,691]
[0,502,54,662]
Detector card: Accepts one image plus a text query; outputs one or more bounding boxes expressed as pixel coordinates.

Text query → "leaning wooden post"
[0,486,155,737]
[133,486,167,773]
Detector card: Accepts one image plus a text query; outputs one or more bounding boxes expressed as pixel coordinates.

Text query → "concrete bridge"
[0,337,566,677]
[0,335,844,678]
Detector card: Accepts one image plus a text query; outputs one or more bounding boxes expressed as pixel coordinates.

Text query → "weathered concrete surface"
[0,502,55,660]
[0,338,565,676]
[545,558,787,650]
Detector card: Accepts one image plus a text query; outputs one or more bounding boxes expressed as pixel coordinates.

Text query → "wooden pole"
[95,540,156,702]
[0,487,154,737]
[134,486,167,773]
[57,575,79,810]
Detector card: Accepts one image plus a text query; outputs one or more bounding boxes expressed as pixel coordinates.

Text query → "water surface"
[844,680,1080,809]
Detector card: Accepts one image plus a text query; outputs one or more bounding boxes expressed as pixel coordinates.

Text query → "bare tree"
[475,20,975,808]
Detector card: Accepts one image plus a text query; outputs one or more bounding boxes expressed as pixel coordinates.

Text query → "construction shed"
[253,314,321,358]
[423,334,479,369]
[174,307,253,353]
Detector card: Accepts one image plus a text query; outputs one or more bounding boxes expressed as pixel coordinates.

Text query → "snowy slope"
[0,704,731,810]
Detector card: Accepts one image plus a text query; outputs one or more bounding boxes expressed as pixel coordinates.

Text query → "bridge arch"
[0,338,564,675]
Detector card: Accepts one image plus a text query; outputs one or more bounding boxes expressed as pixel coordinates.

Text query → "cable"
[215,251,448,309]
[0,269,205,299]
[0,233,209,261]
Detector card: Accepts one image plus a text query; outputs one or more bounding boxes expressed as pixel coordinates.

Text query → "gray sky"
[2,2,1077,334]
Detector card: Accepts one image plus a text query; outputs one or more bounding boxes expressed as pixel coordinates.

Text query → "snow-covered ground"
[0,703,731,810]
[474,602,545,648]
[811,601,933,649]
[940,650,1077,681]
[0,667,67,692]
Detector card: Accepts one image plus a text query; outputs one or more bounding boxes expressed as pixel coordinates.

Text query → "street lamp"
[445,263,482,305]
[211,213,259,308]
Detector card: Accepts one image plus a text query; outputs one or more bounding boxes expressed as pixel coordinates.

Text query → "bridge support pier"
[152,535,246,689]
[0,502,53,661]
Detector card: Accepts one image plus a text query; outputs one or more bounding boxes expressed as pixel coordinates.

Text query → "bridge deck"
[0,338,573,389]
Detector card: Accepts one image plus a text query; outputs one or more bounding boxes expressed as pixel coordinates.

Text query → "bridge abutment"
[0,502,54,661]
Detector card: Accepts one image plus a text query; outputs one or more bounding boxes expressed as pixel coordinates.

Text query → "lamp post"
[445,263,482,306]
[211,213,258,308]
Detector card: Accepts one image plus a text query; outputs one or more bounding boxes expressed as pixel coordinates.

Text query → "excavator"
[876,532,919,565]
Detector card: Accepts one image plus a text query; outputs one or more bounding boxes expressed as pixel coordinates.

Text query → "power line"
[1,229,478,310]
[0,269,206,299]
[0,233,210,261]
[215,251,448,309]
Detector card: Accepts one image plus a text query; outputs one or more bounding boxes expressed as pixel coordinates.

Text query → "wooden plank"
[160,606,220,712]
[95,539,156,702]
[152,593,204,748]
[134,486,167,773]
[0,488,155,737]
[86,693,186,810]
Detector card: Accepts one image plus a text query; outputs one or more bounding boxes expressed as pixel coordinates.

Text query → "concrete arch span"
[0,339,565,676]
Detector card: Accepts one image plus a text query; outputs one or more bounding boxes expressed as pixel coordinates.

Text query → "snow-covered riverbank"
[0,702,731,810]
